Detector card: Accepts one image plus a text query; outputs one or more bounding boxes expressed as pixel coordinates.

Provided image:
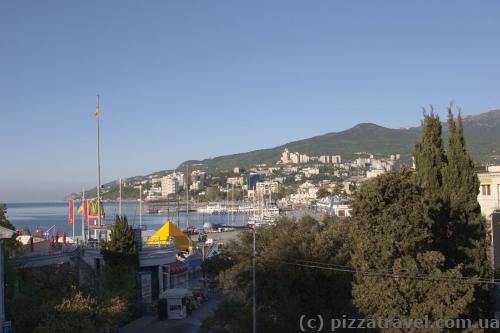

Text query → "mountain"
[180,109,500,171]
[69,109,500,198]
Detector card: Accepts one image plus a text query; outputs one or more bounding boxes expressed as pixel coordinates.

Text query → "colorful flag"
[84,199,89,223]
[68,199,74,225]
[77,200,83,214]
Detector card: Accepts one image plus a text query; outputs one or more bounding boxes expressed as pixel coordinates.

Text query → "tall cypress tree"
[351,170,475,325]
[413,109,447,194]
[413,110,452,263]
[441,108,490,318]
[442,108,488,275]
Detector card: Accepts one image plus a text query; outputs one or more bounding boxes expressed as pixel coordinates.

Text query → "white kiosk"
[161,288,191,319]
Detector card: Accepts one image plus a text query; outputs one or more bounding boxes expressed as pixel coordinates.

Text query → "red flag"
[84,199,89,223]
[68,199,74,225]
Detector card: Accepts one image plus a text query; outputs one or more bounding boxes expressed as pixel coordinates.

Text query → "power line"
[265,258,499,285]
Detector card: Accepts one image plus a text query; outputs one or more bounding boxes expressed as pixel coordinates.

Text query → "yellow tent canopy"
[146,221,192,251]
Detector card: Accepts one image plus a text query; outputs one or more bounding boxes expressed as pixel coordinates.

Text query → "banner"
[68,199,74,225]
[87,199,104,222]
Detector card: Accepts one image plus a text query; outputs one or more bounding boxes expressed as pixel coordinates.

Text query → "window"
[481,185,491,196]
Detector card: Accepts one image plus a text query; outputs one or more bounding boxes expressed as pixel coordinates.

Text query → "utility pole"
[252,227,257,333]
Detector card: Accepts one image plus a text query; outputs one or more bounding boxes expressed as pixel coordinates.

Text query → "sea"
[5,202,249,235]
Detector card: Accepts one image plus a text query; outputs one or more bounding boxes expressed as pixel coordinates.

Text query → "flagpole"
[82,186,85,244]
[96,95,102,233]
[119,177,122,216]
[139,184,142,228]
[72,199,75,240]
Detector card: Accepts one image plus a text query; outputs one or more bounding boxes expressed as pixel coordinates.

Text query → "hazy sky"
[1,1,500,202]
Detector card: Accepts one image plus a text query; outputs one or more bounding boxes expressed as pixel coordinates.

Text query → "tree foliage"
[350,170,475,329]
[203,216,356,332]
[350,107,490,328]
[100,215,139,313]
[0,204,20,256]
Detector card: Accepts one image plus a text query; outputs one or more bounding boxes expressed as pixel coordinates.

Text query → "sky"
[1,1,500,202]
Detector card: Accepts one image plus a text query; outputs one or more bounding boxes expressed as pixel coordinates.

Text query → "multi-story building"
[319,155,331,164]
[190,170,206,190]
[303,167,320,178]
[280,149,291,164]
[227,177,244,186]
[246,173,262,191]
[170,172,185,190]
[366,168,386,179]
[161,176,179,197]
[332,155,342,164]
[290,152,300,164]
[255,181,279,197]
[477,166,500,220]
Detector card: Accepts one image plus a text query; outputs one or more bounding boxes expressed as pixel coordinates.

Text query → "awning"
[169,261,188,275]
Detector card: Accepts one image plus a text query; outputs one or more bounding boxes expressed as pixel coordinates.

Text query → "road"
[119,294,223,333]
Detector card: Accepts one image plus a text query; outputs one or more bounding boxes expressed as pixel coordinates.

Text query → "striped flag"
[68,199,74,225]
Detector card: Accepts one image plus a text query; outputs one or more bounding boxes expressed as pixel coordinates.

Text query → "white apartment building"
[303,167,320,178]
[290,182,318,204]
[332,155,342,164]
[477,166,500,220]
[161,176,179,197]
[319,155,330,163]
[190,170,206,191]
[280,149,291,164]
[366,168,387,179]
[290,152,300,164]
[190,180,203,191]
[170,172,185,189]
[227,177,244,186]
[299,154,310,163]
[255,181,279,197]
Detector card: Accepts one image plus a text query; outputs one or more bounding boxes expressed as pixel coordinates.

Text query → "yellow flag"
[95,106,100,116]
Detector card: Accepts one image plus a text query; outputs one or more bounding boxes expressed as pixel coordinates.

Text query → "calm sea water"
[5,202,248,235]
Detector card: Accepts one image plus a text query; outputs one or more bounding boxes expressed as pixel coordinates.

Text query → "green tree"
[413,110,454,271]
[316,188,330,199]
[205,187,224,201]
[350,170,475,330]
[33,291,98,333]
[10,265,79,333]
[442,107,488,275]
[204,216,356,332]
[100,215,138,313]
[442,107,490,318]
[104,215,137,255]
[413,109,447,194]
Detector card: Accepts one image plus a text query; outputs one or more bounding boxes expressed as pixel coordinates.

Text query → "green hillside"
[71,109,500,198]
[179,109,500,171]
